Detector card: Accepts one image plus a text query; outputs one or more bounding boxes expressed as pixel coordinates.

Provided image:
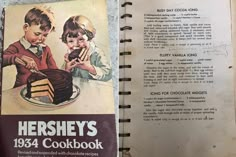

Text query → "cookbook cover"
[0,0,117,156]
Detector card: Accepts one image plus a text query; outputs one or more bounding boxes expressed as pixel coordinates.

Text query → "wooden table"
[1,78,115,115]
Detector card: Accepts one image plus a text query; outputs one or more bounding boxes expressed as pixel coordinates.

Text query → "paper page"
[232,0,236,121]
[120,0,236,156]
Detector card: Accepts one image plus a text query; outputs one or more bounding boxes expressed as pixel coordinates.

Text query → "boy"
[3,6,58,88]
[61,15,112,81]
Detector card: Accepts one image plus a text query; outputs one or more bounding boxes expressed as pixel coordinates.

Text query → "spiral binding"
[121,2,132,7]
[120,51,131,56]
[119,78,131,81]
[120,14,132,19]
[119,1,133,155]
[119,91,131,95]
[119,104,131,108]
[120,39,132,43]
[119,65,131,69]
[120,26,132,31]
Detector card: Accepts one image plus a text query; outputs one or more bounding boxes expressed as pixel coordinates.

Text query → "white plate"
[20,84,80,108]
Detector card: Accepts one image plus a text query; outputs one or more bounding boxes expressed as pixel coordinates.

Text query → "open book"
[0,0,117,156]
[119,0,236,156]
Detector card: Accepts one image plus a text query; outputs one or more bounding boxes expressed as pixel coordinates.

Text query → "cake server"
[15,57,47,77]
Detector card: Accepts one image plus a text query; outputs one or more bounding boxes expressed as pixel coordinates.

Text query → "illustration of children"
[3,6,58,88]
[61,15,112,81]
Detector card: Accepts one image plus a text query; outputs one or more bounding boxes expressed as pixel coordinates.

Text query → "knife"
[15,57,47,77]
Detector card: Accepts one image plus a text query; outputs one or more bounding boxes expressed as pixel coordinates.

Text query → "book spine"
[119,1,132,157]
[0,8,4,57]
[0,8,4,107]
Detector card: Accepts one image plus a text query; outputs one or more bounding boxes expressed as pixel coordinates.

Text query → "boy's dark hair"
[61,15,96,43]
[25,7,55,31]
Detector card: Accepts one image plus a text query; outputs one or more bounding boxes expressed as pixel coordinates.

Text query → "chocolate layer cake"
[25,69,73,104]
[68,48,82,61]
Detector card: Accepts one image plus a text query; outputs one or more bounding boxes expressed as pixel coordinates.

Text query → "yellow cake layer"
[31,79,54,92]
[30,85,54,98]
[31,91,54,102]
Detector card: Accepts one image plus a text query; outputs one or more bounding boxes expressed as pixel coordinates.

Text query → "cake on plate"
[25,69,73,104]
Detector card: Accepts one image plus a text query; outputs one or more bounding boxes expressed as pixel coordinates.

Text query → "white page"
[119,0,236,156]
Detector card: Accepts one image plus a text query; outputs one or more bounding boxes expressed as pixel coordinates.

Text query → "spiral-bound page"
[119,0,236,156]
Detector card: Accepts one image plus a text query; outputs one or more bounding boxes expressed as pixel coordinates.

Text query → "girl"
[61,15,112,81]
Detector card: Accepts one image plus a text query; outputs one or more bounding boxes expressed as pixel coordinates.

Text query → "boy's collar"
[20,37,31,49]
[20,37,46,56]
[20,37,46,49]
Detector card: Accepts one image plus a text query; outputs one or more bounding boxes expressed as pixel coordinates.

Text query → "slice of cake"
[25,69,73,104]
[68,48,83,61]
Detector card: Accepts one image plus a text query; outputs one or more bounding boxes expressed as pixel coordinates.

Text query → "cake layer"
[31,79,54,92]
[30,85,54,98]
[31,91,54,102]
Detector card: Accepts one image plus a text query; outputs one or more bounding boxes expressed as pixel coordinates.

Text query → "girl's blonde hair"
[61,15,96,43]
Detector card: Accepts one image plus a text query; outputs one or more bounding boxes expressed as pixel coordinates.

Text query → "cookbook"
[0,0,117,156]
